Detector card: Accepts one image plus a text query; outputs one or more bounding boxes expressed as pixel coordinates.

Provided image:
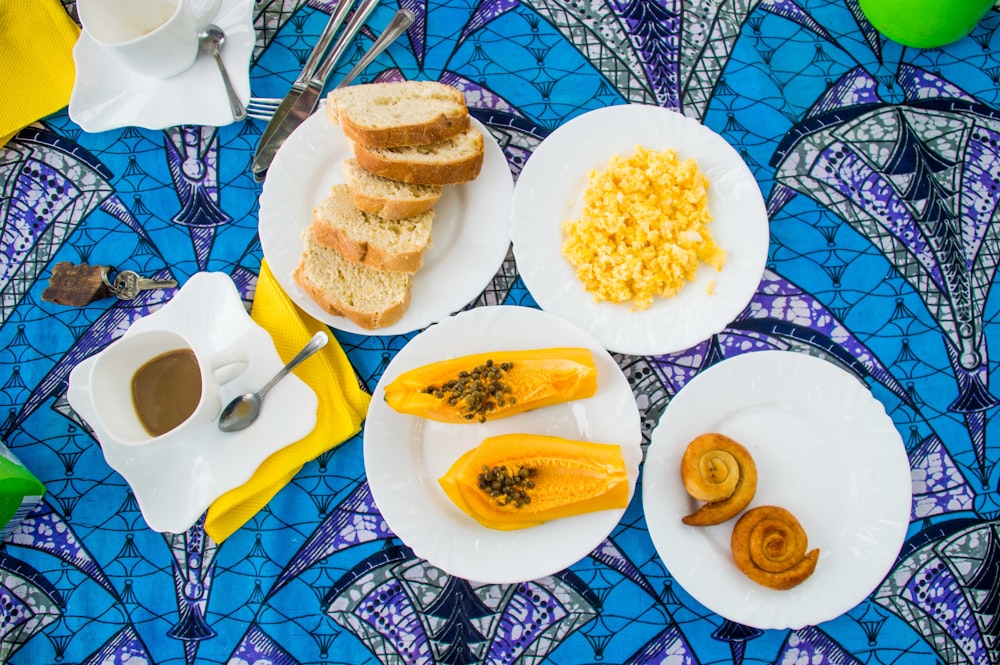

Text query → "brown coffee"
[131,348,202,436]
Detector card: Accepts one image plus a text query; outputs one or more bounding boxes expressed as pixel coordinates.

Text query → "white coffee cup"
[89,329,247,446]
[77,0,222,79]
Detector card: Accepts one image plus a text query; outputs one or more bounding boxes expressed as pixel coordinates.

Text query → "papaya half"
[438,433,629,530]
[382,347,598,423]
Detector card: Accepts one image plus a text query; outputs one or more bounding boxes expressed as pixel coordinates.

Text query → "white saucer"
[69,0,254,132]
[66,272,319,534]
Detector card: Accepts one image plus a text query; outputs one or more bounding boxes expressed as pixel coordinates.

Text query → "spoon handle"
[335,8,415,89]
[257,331,329,398]
[213,51,247,121]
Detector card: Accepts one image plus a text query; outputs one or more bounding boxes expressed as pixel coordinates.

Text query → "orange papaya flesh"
[383,347,598,423]
[438,433,629,530]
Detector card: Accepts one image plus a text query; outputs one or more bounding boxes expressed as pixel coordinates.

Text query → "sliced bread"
[326,81,471,148]
[352,126,485,186]
[294,227,412,330]
[341,158,442,220]
[312,184,434,273]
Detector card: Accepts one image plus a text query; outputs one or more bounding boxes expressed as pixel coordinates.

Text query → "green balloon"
[858,0,993,48]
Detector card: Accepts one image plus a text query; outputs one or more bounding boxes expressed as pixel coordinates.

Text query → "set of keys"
[102,269,178,300]
[41,262,178,307]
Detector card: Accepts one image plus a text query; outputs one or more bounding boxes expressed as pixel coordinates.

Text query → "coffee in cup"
[89,329,246,446]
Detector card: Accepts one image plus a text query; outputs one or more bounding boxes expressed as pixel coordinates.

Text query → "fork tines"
[246,97,281,121]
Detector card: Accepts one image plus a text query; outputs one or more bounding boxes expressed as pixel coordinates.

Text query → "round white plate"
[69,0,253,132]
[510,104,769,356]
[364,305,642,583]
[259,109,514,336]
[642,350,911,630]
[66,272,318,534]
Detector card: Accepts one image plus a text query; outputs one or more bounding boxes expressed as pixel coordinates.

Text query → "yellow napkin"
[0,0,80,148]
[204,261,371,542]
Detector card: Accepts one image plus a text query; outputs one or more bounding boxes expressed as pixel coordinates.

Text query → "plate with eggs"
[510,104,769,356]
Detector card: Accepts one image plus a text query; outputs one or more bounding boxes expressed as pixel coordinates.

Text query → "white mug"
[77,0,222,79]
[89,329,247,447]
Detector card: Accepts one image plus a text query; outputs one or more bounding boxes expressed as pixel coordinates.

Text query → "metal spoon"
[198,23,247,121]
[335,8,416,90]
[218,331,328,432]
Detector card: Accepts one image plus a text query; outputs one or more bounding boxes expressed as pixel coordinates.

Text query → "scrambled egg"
[562,146,726,309]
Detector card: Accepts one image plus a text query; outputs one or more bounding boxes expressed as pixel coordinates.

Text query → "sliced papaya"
[383,347,598,423]
[438,433,629,530]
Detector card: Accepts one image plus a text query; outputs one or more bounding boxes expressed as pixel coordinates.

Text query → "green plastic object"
[858,0,993,48]
[0,440,45,543]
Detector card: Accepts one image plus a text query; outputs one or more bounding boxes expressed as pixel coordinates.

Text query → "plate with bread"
[642,351,911,630]
[510,104,769,356]
[259,81,514,335]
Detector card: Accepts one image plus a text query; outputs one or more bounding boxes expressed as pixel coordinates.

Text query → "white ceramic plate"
[510,104,769,356]
[67,272,318,533]
[259,109,514,336]
[69,0,253,132]
[364,305,642,583]
[642,350,911,630]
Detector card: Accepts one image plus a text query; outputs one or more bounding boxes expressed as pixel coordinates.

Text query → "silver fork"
[244,8,415,122]
[246,97,281,120]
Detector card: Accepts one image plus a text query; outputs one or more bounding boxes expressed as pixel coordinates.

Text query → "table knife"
[251,0,381,181]
[251,0,353,178]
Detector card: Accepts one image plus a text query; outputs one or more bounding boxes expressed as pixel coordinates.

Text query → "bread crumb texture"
[562,146,726,310]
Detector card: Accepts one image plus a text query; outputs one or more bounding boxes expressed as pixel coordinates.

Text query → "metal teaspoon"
[198,23,247,121]
[217,331,328,432]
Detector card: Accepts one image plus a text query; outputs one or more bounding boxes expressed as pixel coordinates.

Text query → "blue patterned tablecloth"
[2,0,999,663]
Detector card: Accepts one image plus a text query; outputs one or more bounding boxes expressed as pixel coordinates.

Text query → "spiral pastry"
[730,506,819,590]
[680,433,757,526]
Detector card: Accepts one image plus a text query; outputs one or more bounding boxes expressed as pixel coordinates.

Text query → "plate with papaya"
[364,305,642,583]
[642,350,911,629]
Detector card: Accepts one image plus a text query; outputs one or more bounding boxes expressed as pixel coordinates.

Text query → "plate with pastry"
[642,350,911,630]
[364,305,643,584]
[510,103,769,356]
[259,80,513,336]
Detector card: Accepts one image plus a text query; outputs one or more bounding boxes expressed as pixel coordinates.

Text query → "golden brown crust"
[347,188,439,221]
[310,216,425,274]
[292,261,410,330]
[352,133,485,186]
[325,81,471,148]
[340,112,471,149]
[730,506,819,590]
[680,433,757,526]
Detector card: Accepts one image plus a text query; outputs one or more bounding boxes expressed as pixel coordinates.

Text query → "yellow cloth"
[0,0,80,148]
[204,261,371,542]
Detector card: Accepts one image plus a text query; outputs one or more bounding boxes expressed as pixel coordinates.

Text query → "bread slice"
[312,184,434,273]
[352,126,485,186]
[294,227,411,330]
[327,81,471,148]
[341,158,442,220]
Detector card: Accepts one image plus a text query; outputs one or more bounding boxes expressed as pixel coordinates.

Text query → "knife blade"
[251,2,354,180]
[251,0,381,181]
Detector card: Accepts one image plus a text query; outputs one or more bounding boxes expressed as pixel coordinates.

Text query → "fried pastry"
[730,505,819,590]
[680,433,757,526]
